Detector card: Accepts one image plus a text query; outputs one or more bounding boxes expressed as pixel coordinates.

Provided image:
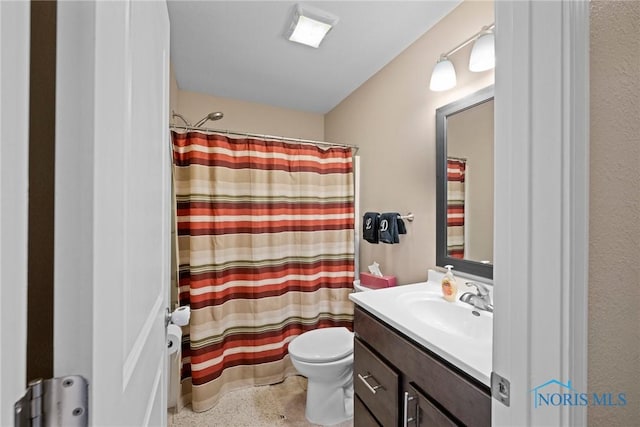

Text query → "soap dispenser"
[441,265,458,302]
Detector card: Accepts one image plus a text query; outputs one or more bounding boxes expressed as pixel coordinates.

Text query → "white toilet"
[288,327,354,425]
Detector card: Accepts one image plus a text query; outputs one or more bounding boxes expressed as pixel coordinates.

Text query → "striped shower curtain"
[447,158,466,259]
[171,131,355,412]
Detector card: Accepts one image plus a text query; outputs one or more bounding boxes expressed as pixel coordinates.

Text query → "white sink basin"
[349,278,493,386]
[397,291,492,342]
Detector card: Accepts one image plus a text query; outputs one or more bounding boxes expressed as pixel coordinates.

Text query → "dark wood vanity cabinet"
[353,338,398,426]
[353,306,491,427]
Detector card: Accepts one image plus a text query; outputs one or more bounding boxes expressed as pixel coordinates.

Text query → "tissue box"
[360,273,397,289]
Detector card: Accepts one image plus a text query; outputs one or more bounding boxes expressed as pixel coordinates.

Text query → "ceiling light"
[469,32,495,72]
[286,4,338,48]
[429,57,457,92]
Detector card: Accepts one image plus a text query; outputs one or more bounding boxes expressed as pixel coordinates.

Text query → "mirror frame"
[435,85,494,279]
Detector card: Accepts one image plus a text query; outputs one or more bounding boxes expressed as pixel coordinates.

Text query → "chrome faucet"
[459,281,493,313]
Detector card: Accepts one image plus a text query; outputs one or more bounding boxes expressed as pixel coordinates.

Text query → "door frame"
[3,0,591,424]
[0,1,31,425]
[492,0,589,425]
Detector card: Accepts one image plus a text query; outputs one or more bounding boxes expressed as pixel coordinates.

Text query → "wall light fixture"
[429,24,495,92]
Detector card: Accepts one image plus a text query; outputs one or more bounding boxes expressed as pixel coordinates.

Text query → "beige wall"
[176,90,324,140]
[589,1,640,425]
[325,1,494,284]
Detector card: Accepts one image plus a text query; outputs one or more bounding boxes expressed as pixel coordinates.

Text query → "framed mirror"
[436,86,494,279]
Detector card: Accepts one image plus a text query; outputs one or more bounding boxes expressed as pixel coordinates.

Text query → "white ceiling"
[168,1,461,114]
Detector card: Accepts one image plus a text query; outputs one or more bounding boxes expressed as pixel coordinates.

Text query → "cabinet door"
[354,338,399,427]
[355,395,382,427]
[404,385,457,427]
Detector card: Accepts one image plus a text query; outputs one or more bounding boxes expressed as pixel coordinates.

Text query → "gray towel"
[379,212,400,244]
[363,212,380,244]
[397,218,407,235]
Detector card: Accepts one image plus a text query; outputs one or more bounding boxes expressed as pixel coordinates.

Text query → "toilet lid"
[288,327,354,363]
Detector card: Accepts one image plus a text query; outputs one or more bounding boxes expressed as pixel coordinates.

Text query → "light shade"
[286,4,338,49]
[429,58,457,92]
[469,32,495,72]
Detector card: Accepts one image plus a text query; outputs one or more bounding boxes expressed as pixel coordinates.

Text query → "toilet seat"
[288,327,353,363]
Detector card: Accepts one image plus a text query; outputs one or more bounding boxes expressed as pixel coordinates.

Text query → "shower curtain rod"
[447,155,467,161]
[170,124,359,154]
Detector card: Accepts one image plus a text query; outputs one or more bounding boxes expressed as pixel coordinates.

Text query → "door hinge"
[14,375,88,427]
[491,371,510,407]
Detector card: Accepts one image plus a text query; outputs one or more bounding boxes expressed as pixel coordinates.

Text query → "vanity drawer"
[354,338,399,427]
[354,395,382,427]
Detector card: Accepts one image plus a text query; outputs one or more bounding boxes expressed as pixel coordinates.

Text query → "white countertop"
[349,276,493,386]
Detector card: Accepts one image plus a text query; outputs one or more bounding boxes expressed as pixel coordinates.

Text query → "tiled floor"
[168,376,353,427]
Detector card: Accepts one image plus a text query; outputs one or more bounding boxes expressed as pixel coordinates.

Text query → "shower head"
[194,111,224,127]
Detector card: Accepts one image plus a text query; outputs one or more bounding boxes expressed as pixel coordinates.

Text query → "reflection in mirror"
[447,99,494,263]
[436,86,494,279]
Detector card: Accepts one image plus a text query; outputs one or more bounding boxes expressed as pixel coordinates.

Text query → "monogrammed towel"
[363,212,380,244]
[379,212,400,244]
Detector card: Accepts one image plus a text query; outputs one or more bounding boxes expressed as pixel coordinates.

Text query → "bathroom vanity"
[349,276,492,426]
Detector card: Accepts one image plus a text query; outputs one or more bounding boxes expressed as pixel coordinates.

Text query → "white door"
[54,1,171,426]
[0,1,30,425]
